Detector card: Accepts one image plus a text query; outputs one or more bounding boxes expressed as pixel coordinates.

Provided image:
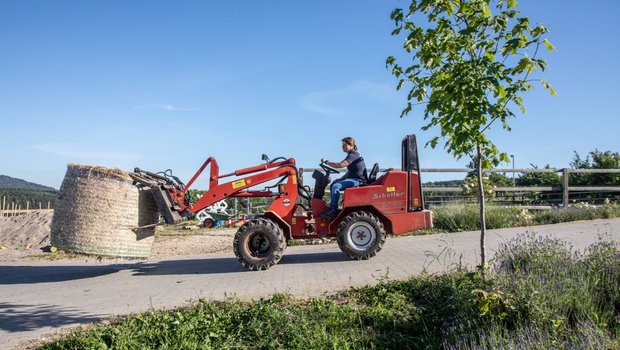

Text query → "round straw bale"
[50,164,159,258]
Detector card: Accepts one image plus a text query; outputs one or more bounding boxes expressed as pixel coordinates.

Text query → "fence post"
[234,198,238,220]
[562,168,569,207]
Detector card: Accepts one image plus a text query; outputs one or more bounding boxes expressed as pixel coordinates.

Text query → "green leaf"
[500,153,510,164]
[429,136,439,148]
[542,38,555,51]
[540,79,556,96]
[483,4,492,18]
[507,0,517,8]
[498,85,506,98]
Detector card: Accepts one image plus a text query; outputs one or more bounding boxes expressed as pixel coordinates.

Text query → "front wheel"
[233,218,286,271]
[337,211,386,260]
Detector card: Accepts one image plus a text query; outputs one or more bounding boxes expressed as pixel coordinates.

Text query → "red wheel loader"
[131,134,433,270]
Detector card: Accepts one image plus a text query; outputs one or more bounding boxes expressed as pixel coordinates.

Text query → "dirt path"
[0,211,237,263]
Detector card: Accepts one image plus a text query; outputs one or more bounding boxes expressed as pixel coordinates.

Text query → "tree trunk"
[476,144,487,269]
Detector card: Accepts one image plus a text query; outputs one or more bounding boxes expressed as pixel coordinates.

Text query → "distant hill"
[0,175,57,192]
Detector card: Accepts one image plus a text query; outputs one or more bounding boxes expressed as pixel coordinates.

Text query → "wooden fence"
[0,196,53,217]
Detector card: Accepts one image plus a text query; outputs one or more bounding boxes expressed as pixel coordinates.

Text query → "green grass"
[431,202,620,232]
[41,236,620,350]
[432,204,527,232]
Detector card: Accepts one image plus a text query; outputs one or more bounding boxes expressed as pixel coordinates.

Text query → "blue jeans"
[329,178,360,210]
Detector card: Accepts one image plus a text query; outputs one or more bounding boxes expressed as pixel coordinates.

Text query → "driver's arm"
[323,160,350,168]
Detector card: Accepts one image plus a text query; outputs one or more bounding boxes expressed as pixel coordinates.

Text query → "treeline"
[0,189,57,210]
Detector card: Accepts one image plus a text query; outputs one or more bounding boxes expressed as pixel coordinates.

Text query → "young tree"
[387,0,554,267]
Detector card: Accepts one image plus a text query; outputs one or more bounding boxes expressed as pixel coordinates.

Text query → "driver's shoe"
[320,208,340,219]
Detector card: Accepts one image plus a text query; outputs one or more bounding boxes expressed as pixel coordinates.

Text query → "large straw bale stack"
[50,164,160,258]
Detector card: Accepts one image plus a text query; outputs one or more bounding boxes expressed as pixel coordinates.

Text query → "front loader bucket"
[130,171,184,224]
[150,186,183,224]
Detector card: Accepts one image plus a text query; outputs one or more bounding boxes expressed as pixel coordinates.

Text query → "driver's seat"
[367,163,379,183]
[358,163,379,186]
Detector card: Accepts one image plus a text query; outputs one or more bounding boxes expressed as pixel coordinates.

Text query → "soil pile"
[0,210,52,248]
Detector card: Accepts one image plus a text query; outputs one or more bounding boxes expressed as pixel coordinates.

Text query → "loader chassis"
[132,135,432,270]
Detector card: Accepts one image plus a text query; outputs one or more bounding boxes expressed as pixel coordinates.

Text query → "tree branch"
[480,67,532,134]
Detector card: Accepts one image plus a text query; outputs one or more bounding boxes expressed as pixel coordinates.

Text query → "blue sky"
[1,1,618,189]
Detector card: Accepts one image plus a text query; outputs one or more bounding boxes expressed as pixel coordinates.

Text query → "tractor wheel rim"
[347,222,376,251]
[249,233,271,257]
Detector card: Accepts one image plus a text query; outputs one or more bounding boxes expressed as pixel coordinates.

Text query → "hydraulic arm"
[131,157,301,224]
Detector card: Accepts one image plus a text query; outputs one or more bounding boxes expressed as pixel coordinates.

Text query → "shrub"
[492,234,620,343]
[533,202,620,225]
[433,204,524,232]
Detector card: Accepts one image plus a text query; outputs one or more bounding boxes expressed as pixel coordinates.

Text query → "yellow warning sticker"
[292,175,297,185]
[232,179,246,189]
[292,218,297,225]
[387,186,396,192]
[413,198,419,206]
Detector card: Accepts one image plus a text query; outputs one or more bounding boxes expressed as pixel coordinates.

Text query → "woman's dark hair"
[341,136,357,150]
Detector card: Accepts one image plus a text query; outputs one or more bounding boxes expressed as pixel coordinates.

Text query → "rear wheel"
[233,218,286,270]
[337,211,386,260]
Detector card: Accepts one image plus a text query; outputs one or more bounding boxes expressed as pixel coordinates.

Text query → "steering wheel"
[320,162,340,175]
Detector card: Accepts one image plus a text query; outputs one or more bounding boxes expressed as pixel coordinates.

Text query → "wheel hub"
[348,222,376,250]
[249,233,271,256]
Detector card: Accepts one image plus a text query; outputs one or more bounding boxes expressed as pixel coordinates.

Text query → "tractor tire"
[337,211,386,260]
[233,218,286,271]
